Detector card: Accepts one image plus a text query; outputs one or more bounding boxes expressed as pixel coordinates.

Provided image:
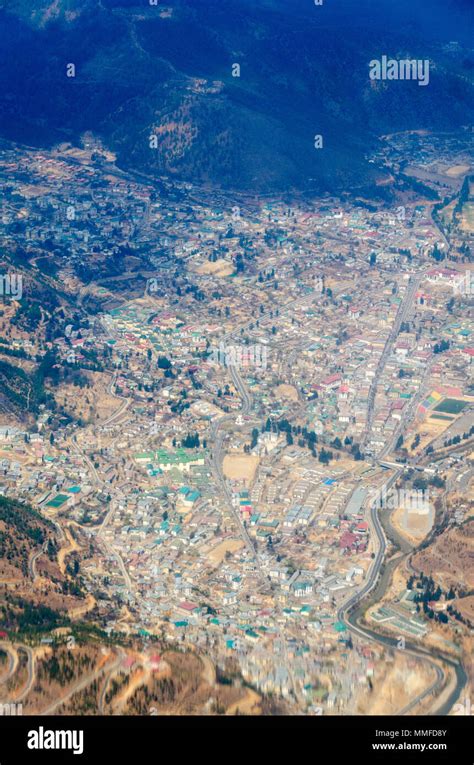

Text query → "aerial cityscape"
[0,0,472,756]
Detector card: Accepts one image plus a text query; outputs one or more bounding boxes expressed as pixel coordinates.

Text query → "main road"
[0,644,35,704]
[363,271,424,452]
[337,263,467,714]
[0,643,17,686]
[337,463,466,716]
[208,380,258,565]
[208,334,272,584]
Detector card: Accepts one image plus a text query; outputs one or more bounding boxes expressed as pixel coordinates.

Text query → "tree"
[433,339,450,354]
[413,477,428,492]
[182,433,200,448]
[250,428,259,449]
[430,244,445,262]
[319,448,333,465]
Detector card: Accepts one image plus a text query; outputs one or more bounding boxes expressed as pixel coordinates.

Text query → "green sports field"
[433,398,468,415]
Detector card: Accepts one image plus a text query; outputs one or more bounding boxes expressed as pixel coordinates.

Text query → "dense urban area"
[0,126,472,717]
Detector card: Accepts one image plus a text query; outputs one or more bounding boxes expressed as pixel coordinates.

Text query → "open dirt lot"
[207,538,244,565]
[223,454,259,482]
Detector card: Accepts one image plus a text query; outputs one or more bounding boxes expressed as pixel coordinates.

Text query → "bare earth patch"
[223,454,259,482]
[207,538,244,565]
[275,383,299,401]
[195,259,234,277]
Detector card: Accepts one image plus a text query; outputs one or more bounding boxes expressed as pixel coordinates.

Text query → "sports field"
[433,398,467,415]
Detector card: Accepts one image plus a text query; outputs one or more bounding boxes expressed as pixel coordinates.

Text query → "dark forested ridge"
[0,0,472,192]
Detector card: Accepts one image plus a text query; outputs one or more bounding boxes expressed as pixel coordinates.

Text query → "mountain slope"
[0,0,472,192]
